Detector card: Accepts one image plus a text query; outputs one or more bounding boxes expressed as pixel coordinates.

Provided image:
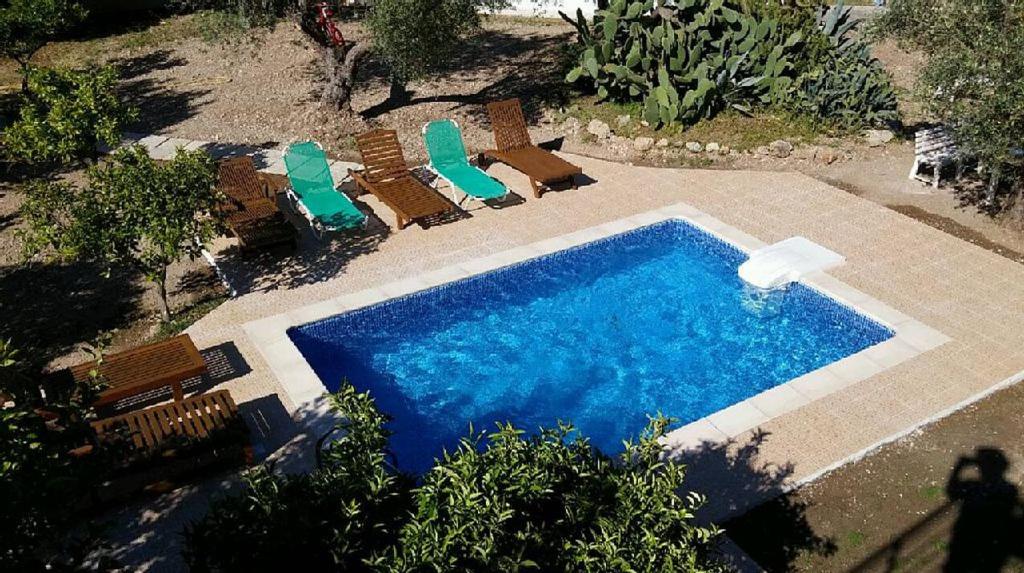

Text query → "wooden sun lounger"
[70,335,207,408]
[86,390,252,500]
[349,129,455,230]
[483,98,582,198]
[218,158,298,252]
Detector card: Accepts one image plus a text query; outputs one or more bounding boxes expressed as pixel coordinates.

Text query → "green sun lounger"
[284,141,367,238]
[422,119,509,205]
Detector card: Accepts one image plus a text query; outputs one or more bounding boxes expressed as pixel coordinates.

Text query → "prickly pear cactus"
[565,0,802,127]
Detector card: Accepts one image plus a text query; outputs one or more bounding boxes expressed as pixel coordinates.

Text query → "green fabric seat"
[284,142,366,232]
[423,120,508,202]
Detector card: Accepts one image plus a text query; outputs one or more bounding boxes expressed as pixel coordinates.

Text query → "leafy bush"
[0,341,108,570]
[185,382,723,572]
[184,385,412,571]
[2,65,137,165]
[787,1,897,129]
[19,145,220,322]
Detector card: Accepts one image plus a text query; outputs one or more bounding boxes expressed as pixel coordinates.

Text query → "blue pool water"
[290,221,892,472]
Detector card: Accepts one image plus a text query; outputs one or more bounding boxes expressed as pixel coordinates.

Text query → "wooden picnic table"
[71,335,207,408]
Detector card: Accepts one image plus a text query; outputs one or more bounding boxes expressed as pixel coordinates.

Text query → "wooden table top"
[71,335,207,406]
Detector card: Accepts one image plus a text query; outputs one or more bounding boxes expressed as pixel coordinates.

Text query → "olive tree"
[2,66,137,166]
[20,146,221,322]
[874,0,1024,217]
[0,0,86,92]
[317,0,525,111]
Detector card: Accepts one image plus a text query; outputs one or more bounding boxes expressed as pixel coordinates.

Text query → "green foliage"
[19,145,220,321]
[185,382,723,572]
[183,383,412,572]
[875,0,1024,212]
[565,0,896,130]
[565,0,804,126]
[0,0,86,71]
[0,341,107,570]
[787,1,897,129]
[2,65,137,165]
[382,417,721,572]
[366,0,488,83]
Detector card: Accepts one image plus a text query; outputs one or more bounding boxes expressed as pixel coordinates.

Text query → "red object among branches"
[314,2,346,47]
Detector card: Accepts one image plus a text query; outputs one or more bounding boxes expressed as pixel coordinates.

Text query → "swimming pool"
[289,220,893,472]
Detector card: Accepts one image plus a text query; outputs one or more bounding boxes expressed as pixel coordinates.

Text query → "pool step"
[738,237,845,290]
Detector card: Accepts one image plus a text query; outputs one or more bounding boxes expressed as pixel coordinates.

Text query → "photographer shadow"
[942,448,1023,573]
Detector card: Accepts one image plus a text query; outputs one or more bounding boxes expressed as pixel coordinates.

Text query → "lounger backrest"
[487,98,533,152]
[423,120,471,170]
[218,156,267,204]
[285,142,335,197]
[354,129,411,184]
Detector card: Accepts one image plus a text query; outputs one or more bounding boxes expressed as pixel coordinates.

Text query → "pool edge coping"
[242,202,951,456]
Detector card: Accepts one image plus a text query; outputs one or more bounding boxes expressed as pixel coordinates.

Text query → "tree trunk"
[388,77,412,105]
[155,266,171,323]
[17,59,29,93]
[320,42,370,112]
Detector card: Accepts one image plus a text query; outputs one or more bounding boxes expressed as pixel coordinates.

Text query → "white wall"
[498,0,599,18]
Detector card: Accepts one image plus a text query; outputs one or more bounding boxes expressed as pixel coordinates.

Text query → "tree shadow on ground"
[357,28,573,123]
[109,50,211,135]
[0,261,145,367]
[671,430,836,570]
[210,202,390,295]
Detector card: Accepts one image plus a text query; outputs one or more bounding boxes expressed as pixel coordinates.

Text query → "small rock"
[815,146,842,165]
[587,119,611,139]
[562,117,581,134]
[769,139,794,158]
[640,120,650,127]
[719,145,731,156]
[705,142,721,154]
[656,138,670,148]
[633,137,655,152]
[616,115,631,127]
[755,145,772,157]
[864,129,895,147]
[685,141,703,153]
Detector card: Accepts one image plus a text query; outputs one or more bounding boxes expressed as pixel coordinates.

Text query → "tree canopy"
[2,65,137,166]
[0,0,86,89]
[875,0,1024,213]
[19,145,221,321]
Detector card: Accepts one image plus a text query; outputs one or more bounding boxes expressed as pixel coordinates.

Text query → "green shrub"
[787,1,897,129]
[185,382,723,572]
[2,65,136,165]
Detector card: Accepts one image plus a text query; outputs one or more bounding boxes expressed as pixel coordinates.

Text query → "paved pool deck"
[108,152,1024,570]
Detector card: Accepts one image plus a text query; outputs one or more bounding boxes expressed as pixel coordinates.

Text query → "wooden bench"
[86,390,252,500]
[70,335,207,408]
[483,98,582,198]
[349,129,456,229]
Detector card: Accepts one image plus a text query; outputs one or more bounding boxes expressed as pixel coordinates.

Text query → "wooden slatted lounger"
[218,157,298,252]
[483,98,583,198]
[70,334,207,407]
[349,129,456,230]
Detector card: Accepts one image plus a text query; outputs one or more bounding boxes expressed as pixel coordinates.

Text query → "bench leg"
[396,214,407,230]
[172,382,184,402]
[569,175,578,190]
[530,178,542,198]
